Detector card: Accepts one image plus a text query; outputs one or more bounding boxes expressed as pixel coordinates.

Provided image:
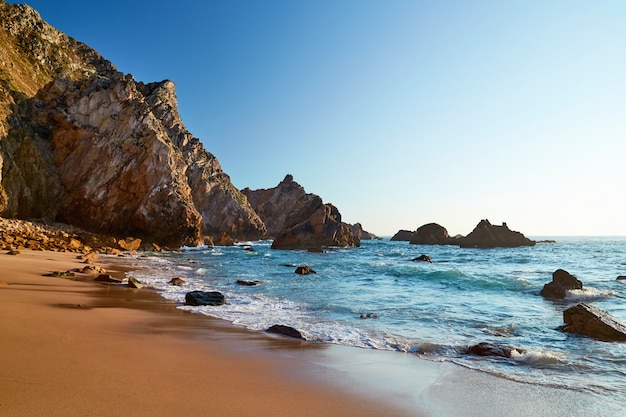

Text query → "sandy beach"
[0,249,421,417]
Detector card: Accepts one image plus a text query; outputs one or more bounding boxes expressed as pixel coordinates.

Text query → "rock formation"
[560,303,626,341]
[459,220,535,248]
[540,269,583,299]
[390,230,414,241]
[349,223,378,240]
[409,223,456,245]
[0,2,265,247]
[271,202,360,250]
[244,175,360,250]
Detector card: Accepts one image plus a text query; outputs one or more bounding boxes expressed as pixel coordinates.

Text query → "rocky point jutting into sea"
[0,1,364,249]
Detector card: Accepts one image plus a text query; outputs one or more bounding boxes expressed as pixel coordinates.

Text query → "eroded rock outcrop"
[459,220,535,248]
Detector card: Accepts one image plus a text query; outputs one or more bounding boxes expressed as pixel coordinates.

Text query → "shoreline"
[0,249,422,417]
[2,249,622,417]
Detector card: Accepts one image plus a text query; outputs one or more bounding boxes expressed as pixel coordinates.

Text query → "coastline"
[0,249,421,417]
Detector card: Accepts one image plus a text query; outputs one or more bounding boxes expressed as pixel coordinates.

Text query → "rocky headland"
[0,2,362,250]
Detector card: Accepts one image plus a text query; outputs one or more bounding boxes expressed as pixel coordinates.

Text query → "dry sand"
[0,249,422,417]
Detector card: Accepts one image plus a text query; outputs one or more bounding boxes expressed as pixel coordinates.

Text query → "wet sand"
[0,249,422,417]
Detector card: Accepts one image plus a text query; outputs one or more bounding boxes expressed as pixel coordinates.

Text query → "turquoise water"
[132,237,626,410]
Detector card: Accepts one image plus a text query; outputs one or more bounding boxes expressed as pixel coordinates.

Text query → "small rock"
[616,276,626,281]
[236,280,262,286]
[94,274,123,283]
[128,277,144,289]
[295,266,316,275]
[169,277,185,286]
[465,342,523,358]
[411,254,433,263]
[6,249,21,255]
[267,324,304,339]
[359,313,378,319]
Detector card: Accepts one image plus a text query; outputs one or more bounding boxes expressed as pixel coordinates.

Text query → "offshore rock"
[459,220,535,248]
[540,269,583,299]
[271,202,360,250]
[560,303,626,341]
[350,223,378,240]
[242,175,320,238]
[411,254,433,263]
[390,230,414,241]
[410,223,456,245]
[245,175,360,250]
[294,265,316,275]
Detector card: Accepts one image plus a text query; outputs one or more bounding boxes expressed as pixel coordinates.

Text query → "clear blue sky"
[13,0,626,236]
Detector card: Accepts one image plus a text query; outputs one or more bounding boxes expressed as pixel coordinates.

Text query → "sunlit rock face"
[0,2,266,246]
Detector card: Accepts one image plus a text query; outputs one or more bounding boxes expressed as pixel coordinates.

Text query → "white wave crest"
[510,349,565,365]
[565,287,616,301]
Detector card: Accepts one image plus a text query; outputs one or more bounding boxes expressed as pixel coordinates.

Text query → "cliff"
[0,2,265,246]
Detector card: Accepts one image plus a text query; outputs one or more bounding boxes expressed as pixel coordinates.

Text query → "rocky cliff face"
[0,2,265,246]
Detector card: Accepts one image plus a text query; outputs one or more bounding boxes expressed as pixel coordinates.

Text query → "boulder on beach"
[559,303,626,341]
[127,277,144,289]
[459,220,535,248]
[540,269,583,299]
[266,324,304,339]
[184,290,226,306]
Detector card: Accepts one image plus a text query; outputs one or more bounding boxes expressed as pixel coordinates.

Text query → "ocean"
[129,237,626,415]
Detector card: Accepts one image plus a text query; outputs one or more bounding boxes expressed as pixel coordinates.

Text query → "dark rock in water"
[359,313,378,319]
[94,274,122,283]
[242,246,255,252]
[185,290,226,306]
[267,324,304,339]
[459,220,535,248]
[307,247,326,253]
[559,303,626,341]
[410,223,457,245]
[616,276,626,281]
[465,342,522,358]
[294,265,316,275]
[540,269,583,299]
[169,277,185,286]
[411,254,433,263]
[390,230,414,241]
[236,279,262,286]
